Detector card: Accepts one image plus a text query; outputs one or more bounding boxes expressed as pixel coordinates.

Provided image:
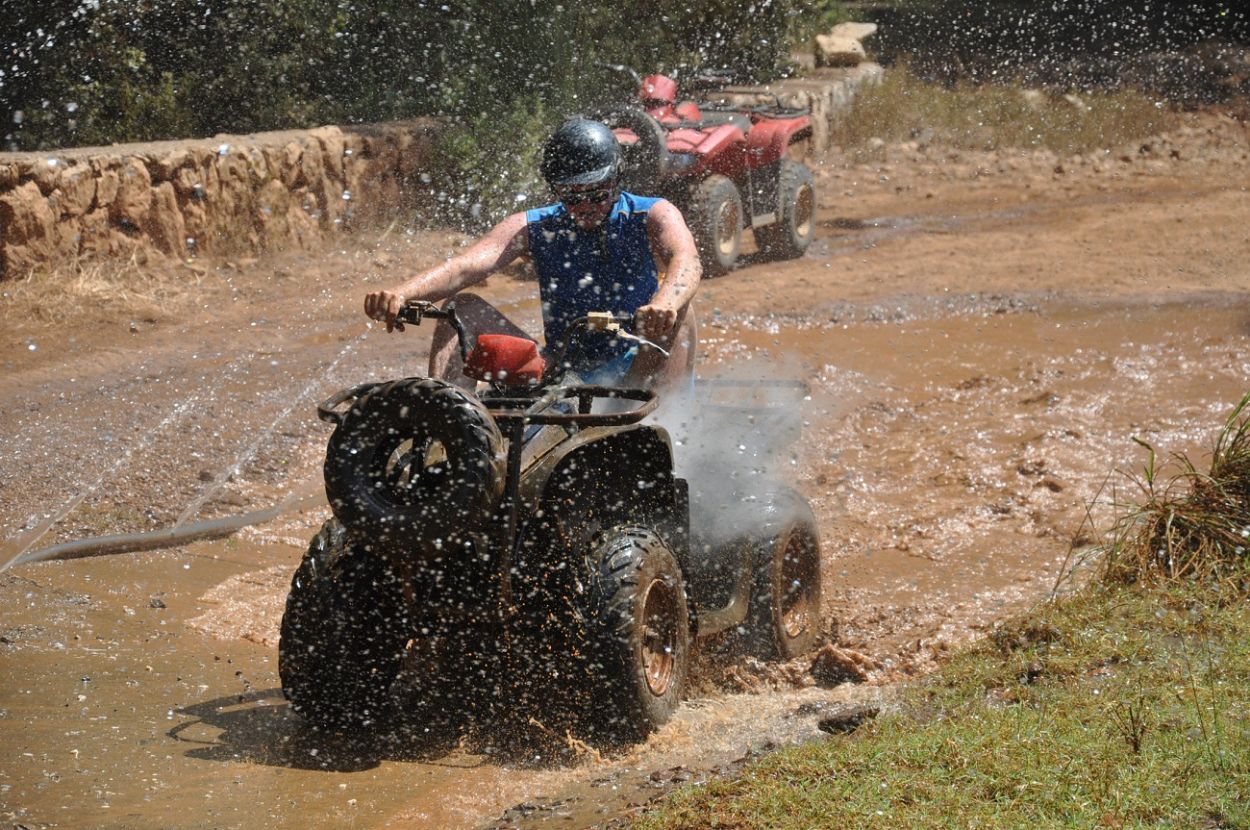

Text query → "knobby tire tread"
[278,518,407,731]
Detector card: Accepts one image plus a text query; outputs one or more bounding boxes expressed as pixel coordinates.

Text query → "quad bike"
[278,301,823,741]
[596,64,818,274]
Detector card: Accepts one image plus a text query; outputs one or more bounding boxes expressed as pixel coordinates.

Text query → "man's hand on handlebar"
[635,303,678,348]
[363,289,410,332]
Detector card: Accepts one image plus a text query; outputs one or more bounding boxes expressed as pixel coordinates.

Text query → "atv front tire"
[279,519,408,730]
[588,527,690,741]
[756,159,817,261]
[748,490,823,660]
[688,174,743,275]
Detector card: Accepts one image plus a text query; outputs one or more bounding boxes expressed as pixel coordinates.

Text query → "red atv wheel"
[688,174,743,275]
[757,159,817,261]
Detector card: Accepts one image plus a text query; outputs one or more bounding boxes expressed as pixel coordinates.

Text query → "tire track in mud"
[809,184,1231,261]
[171,331,368,526]
[0,348,268,554]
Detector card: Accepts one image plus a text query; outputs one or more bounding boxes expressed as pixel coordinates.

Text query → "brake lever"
[616,330,670,358]
[394,300,470,363]
[584,313,671,357]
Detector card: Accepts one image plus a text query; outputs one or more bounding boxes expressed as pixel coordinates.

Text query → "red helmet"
[640,74,678,106]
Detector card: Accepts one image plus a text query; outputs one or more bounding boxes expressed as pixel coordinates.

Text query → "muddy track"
[0,113,1247,829]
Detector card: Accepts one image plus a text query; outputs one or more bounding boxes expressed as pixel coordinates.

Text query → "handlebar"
[594,62,736,90]
[394,301,670,385]
[594,62,643,86]
[394,300,472,365]
[545,311,671,381]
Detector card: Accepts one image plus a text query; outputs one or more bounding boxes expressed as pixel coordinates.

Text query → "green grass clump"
[830,67,1176,156]
[637,586,1250,830]
[1099,393,1250,593]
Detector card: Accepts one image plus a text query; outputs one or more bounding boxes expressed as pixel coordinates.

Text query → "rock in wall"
[0,119,443,280]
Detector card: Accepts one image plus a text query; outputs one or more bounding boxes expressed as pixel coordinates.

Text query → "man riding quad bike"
[277,119,823,742]
[363,117,701,395]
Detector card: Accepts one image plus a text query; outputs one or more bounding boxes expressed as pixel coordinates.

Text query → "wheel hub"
[715,200,740,257]
[780,534,816,640]
[639,577,678,697]
[793,183,814,239]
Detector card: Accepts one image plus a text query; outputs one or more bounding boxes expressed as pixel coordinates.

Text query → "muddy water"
[3,296,1249,829]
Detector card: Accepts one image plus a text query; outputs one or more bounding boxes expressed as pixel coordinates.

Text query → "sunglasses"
[557,186,616,206]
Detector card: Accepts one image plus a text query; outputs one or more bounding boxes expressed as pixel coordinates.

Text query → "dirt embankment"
[0,109,1247,830]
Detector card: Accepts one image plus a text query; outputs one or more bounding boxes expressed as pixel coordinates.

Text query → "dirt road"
[1,111,1247,829]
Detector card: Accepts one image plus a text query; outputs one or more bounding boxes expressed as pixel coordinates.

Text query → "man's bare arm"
[638,198,702,343]
[364,211,529,331]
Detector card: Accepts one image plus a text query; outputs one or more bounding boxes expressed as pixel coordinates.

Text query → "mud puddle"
[3,295,1249,829]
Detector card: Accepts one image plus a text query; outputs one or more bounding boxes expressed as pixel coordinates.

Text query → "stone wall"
[0,119,442,280]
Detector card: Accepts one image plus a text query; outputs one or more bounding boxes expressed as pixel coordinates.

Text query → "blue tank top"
[526,192,660,373]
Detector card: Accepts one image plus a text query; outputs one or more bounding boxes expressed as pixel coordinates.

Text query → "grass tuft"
[635,583,1250,830]
[1098,392,1250,594]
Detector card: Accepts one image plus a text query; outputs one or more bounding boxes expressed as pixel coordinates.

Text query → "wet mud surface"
[2,113,1248,828]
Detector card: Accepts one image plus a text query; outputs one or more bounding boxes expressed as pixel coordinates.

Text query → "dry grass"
[0,254,208,326]
[830,66,1177,157]
[1097,392,1250,593]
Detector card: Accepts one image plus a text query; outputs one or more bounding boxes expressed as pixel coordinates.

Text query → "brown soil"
[1,109,1248,830]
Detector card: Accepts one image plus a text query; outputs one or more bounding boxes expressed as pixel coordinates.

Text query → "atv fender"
[518,424,688,562]
[679,125,748,180]
[746,118,812,167]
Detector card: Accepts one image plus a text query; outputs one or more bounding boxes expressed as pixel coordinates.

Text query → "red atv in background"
[596,64,818,274]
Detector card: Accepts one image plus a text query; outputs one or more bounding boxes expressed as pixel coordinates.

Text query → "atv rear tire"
[756,159,816,261]
[688,174,743,275]
[279,519,408,730]
[588,527,690,741]
[323,378,505,550]
[748,490,823,660]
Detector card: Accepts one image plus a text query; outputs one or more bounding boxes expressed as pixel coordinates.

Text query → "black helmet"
[541,118,621,187]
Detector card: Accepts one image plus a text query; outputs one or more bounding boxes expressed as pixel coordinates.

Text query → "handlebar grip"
[395,300,471,364]
[584,311,635,332]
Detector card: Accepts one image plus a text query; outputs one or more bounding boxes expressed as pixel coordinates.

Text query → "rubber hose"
[1,489,325,572]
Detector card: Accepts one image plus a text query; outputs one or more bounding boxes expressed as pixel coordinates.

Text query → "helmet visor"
[545,160,618,188]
